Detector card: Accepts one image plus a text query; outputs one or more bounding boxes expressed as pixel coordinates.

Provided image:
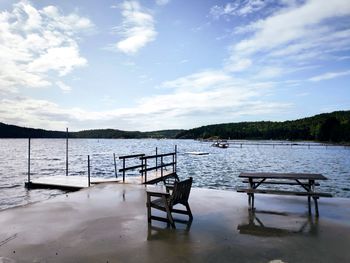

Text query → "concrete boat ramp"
[0,183,350,262]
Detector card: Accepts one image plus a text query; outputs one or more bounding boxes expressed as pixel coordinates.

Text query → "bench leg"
[251,194,255,210]
[248,194,251,206]
[163,196,176,229]
[313,197,319,217]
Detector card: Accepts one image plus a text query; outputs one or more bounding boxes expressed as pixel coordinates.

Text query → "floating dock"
[25,176,120,191]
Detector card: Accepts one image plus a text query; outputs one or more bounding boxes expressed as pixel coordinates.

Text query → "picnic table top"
[239,172,328,180]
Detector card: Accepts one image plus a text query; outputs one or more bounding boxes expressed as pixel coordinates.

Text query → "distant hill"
[1,110,349,142]
[0,123,184,139]
[0,123,67,138]
[175,110,350,142]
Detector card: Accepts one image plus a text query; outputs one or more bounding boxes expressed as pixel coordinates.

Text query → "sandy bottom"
[0,183,349,263]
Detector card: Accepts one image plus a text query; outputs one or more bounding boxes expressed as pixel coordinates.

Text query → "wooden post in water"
[144,158,147,183]
[88,155,91,187]
[175,145,177,173]
[27,138,31,186]
[113,153,117,178]
[155,147,158,171]
[122,158,126,183]
[66,128,68,176]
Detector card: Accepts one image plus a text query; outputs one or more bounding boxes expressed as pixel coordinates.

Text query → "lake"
[0,138,349,210]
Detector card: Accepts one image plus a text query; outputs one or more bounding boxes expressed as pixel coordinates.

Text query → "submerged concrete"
[0,183,349,263]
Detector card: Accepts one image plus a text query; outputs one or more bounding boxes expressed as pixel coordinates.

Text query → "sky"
[0,0,349,131]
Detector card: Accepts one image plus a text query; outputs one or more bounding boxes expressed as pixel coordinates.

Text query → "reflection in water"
[147,219,192,241]
[237,209,319,237]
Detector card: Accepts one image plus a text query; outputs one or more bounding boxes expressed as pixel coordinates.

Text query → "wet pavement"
[0,183,349,263]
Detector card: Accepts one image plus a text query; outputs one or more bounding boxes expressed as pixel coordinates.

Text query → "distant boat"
[212,141,229,148]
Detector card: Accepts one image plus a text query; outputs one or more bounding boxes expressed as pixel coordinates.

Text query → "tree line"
[1,110,349,142]
[175,110,350,142]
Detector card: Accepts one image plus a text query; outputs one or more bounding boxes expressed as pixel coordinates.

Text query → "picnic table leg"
[307,180,313,215]
[248,178,254,208]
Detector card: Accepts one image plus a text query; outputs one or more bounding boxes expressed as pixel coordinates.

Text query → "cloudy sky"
[0,0,349,131]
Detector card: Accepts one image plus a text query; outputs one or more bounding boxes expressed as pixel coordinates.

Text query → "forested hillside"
[1,111,349,142]
[175,111,350,142]
[0,123,183,139]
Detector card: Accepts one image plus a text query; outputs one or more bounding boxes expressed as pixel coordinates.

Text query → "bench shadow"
[237,209,319,237]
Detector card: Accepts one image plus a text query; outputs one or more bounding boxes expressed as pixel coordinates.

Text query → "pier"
[25,137,178,191]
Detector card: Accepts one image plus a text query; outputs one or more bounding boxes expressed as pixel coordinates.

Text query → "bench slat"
[242,180,320,186]
[237,188,332,197]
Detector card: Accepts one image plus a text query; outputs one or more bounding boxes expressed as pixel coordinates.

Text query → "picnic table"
[237,172,332,216]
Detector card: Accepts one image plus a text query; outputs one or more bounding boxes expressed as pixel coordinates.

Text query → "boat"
[212,141,229,148]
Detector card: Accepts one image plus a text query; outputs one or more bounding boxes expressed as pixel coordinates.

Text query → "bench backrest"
[169,177,192,207]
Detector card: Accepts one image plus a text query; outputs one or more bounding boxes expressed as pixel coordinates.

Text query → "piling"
[88,155,91,187]
[27,138,31,186]
[113,153,117,178]
[66,128,68,176]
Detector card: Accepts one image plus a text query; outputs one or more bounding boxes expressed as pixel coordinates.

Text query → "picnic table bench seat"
[237,188,332,197]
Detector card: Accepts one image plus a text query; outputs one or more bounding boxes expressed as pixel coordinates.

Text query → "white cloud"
[0,70,291,130]
[210,0,269,19]
[224,0,350,82]
[113,1,157,54]
[56,81,72,93]
[160,70,233,92]
[0,1,93,93]
[233,0,350,56]
[309,70,350,82]
[225,57,252,72]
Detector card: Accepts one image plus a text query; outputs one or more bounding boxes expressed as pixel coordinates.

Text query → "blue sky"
[0,0,349,131]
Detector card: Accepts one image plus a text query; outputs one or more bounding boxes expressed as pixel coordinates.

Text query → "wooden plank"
[140,162,175,173]
[119,154,145,159]
[239,172,327,180]
[119,164,144,172]
[241,180,320,186]
[236,188,332,197]
[140,152,175,159]
[143,172,178,185]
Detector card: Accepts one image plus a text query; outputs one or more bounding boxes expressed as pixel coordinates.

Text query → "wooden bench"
[146,177,193,229]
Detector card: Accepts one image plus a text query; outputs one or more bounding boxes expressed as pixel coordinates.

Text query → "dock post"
[113,153,117,178]
[156,147,158,171]
[122,158,125,183]
[172,153,175,173]
[145,158,147,183]
[88,155,91,187]
[66,128,68,176]
[175,145,177,173]
[27,138,31,188]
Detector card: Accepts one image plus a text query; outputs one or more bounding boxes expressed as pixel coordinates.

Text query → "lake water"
[0,139,350,210]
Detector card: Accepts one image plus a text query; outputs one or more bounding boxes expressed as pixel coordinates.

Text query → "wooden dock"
[25,149,178,191]
[25,170,175,191]
[25,176,120,191]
